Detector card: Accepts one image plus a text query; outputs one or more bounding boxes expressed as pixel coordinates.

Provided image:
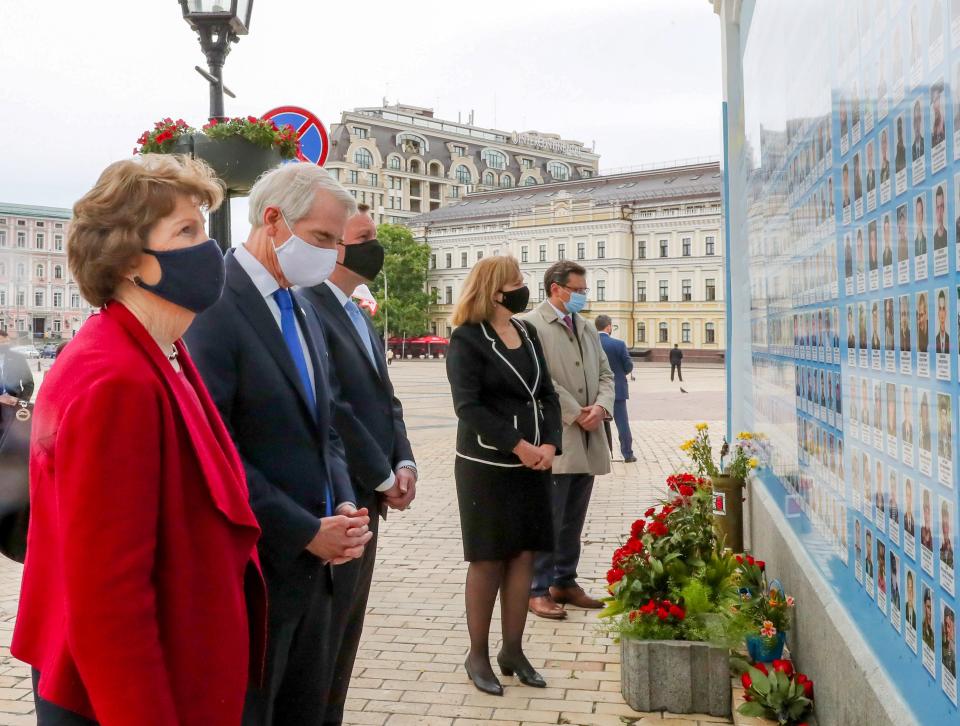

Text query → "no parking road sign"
[263,106,329,166]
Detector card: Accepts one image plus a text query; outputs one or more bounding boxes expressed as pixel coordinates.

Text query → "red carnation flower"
[640,599,656,615]
[606,567,624,584]
[644,507,656,518]
[656,608,669,621]
[746,555,756,566]
[741,672,753,690]
[772,659,794,677]
[736,555,744,564]
[756,560,766,571]
[669,605,685,620]
[630,519,645,539]
[753,662,768,675]
[679,485,695,497]
[247,115,259,124]
[795,673,814,699]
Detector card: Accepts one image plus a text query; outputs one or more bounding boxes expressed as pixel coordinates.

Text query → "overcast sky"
[1,0,721,219]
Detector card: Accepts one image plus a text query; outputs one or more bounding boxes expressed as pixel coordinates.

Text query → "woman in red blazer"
[12,155,266,725]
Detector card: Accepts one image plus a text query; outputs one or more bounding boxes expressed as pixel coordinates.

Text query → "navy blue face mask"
[136,238,225,313]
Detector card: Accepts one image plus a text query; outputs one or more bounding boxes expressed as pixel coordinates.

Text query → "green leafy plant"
[736,659,814,725]
[134,118,194,154]
[617,599,687,640]
[679,423,720,477]
[729,555,795,648]
[202,116,300,159]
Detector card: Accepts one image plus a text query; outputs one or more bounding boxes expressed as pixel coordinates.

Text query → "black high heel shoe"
[464,658,503,696]
[496,652,547,688]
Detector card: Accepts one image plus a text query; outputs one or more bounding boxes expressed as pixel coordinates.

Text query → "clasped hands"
[512,440,556,470]
[383,467,416,511]
[575,404,606,432]
[306,506,373,565]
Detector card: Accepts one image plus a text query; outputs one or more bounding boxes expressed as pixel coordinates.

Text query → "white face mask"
[274,211,338,288]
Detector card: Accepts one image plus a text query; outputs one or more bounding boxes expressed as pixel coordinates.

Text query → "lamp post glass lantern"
[178,0,254,251]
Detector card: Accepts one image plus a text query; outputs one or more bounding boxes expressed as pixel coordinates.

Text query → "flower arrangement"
[729,556,795,659]
[134,116,300,159]
[134,118,194,154]
[619,598,687,640]
[737,659,815,725]
[680,424,762,480]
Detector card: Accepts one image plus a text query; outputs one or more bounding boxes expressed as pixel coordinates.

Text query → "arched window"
[483,171,495,186]
[54,264,63,280]
[705,322,716,344]
[36,264,44,278]
[681,322,691,343]
[637,322,646,343]
[456,165,472,184]
[658,322,669,343]
[547,161,570,180]
[500,174,514,188]
[522,176,538,187]
[388,155,402,170]
[428,161,443,177]
[481,148,507,170]
[409,159,422,174]
[354,148,373,169]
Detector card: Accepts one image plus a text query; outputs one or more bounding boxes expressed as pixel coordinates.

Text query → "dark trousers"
[33,671,98,725]
[323,513,380,726]
[670,363,683,381]
[243,570,334,726]
[531,473,595,596]
[612,399,633,459]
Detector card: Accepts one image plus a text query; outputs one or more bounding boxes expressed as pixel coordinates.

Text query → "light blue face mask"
[565,291,587,314]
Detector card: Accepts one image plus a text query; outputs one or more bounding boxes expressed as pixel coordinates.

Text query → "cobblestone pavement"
[0,361,725,725]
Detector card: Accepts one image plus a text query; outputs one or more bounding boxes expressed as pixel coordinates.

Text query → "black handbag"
[0,400,32,563]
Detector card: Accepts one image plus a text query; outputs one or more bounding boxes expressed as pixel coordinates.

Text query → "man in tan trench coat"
[522,261,615,619]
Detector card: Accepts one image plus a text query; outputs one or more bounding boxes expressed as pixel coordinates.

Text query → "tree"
[367,223,431,338]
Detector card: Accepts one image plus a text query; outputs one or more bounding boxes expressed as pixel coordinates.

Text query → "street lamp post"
[178,0,254,251]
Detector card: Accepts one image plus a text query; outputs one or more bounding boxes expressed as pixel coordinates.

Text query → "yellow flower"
[738,431,753,440]
[695,423,708,431]
[680,440,694,452]
[748,457,759,469]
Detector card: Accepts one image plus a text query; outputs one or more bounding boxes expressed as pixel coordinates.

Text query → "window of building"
[453,145,466,156]
[388,155,402,170]
[521,246,528,262]
[450,186,460,198]
[348,170,358,184]
[461,252,468,268]
[597,280,606,301]
[582,169,593,178]
[445,286,453,305]
[35,290,44,307]
[638,241,646,259]
[353,148,373,169]
[328,168,340,181]
[36,221,44,228]
[0,263,4,276]
[16,264,24,280]
[455,165,472,184]
[682,237,691,256]
[54,265,63,280]
[54,234,63,251]
[71,293,80,308]
[445,253,452,268]
[538,282,545,300]
[659,280,669,302]
[0,231,5,247]
[0,291,5,306]
[36,264,44,278]
[597,239,606,258]
[500,174,514,188]
[577,242,585,260]
[481,149,507,169]
[637,322,646,342]
[659,239,668,258]
[558,243,565,260]
[521,158,533,169]
[388,175,402,190]
[522,176,538,186]
[705,278,716,301]
[705,236,716,255]
[16,290,24,306]
[368,173,378,186]
[15,319,24,332]
[16,232,25,248]
[476,251,484,260]
[352,127,368,139]
[539,244,546,262]
[637,280,646,302]
[682,279,691,301]
[53,291,63,308]
[659,322,669,343]
[682,322,691,343]
[53,319,61,333]
[705,322,716,343]
[547,161,570,180]
[430,286,439,302]
[430,254,436,269]
[16,220,24,226]
[483,171,495,186]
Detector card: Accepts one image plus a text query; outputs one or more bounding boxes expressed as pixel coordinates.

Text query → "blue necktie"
[272,288,333,517]
[344,300,377,368]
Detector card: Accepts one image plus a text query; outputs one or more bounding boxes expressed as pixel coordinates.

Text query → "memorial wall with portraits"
[734,0,960,721]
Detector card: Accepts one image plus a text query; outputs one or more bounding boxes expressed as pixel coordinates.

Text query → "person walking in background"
[186,162,373,726]
[446,256,562,696]
[595,315,635,463]
[669,343,683,383]
[12,155,266,725]
[523,261,614,619]
[297,203,416,725]
[0,328,34,439]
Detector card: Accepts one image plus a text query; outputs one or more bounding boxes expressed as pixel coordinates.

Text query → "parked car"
[10,345,39,359]
[40,344,58,359]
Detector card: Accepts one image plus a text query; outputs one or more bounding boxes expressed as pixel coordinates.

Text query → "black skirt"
[455,456,553,561]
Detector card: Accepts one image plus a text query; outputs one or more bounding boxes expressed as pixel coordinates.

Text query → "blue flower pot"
[745,632,786,663]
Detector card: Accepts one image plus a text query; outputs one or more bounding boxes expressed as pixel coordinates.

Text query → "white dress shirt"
[323,280,417,491]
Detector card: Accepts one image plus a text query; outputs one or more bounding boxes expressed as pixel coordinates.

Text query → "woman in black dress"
[446,255,562,697]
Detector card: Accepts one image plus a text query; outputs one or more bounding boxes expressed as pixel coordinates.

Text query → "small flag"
[352,284,379,316]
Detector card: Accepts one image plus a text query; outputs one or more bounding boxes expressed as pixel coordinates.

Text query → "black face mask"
[498,285,530,314]
[339,239,385,281]
[136,238,226,314]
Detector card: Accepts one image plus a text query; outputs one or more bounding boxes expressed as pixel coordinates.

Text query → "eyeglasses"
[561,285,589,295]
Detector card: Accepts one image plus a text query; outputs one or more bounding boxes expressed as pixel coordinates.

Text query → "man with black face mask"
[297,204,416,726]
[0,328,34,437]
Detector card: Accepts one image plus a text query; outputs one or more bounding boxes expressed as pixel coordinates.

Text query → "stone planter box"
[621,637,731,717]
[172,134,282,194]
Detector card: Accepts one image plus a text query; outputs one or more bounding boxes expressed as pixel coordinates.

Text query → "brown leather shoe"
[550,585,604,609]
[528,595,567,619]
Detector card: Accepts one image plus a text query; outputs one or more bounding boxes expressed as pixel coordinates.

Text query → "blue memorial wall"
[728,0,960,722]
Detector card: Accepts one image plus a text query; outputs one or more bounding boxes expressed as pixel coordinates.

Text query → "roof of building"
[407,162,721,226]
[0,202,72,220]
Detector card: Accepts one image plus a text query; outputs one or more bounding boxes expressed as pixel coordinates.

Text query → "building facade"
[0,203,93,341]
[325,102,600,225]
[409,160,724,359]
